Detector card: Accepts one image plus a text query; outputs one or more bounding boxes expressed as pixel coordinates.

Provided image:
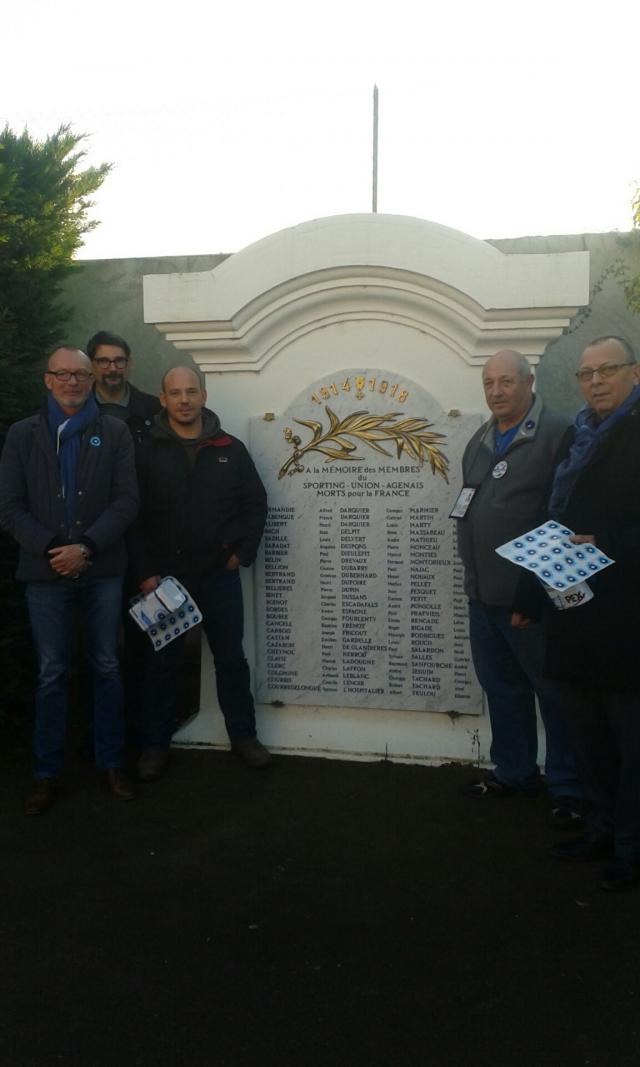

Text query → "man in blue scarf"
[0,346,139,814]
[517,337,640,891]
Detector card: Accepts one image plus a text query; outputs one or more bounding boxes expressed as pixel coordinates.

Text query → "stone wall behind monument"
[64,231,640,412]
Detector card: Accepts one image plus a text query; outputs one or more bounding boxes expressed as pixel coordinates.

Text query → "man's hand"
[48,544,89,578]
[140,576,160,595]
[570,534,597,545]
[225,553,240,571]
[511,612,531,629]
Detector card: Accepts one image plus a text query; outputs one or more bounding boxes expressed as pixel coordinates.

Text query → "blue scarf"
[47,394,99,531]
[549,383,640,517]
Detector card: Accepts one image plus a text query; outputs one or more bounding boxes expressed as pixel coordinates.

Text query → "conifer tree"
[0,125,110,722]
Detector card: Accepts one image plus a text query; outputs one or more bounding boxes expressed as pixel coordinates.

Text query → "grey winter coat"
[457,395,570,606]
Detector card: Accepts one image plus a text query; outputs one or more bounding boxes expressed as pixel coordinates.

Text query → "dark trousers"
[468,601,580,796]
[135,568,257,748]
[562,685,640,860]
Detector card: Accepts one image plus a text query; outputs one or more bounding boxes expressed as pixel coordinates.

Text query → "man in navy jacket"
[131,365,269,780]
[0,346,139,814]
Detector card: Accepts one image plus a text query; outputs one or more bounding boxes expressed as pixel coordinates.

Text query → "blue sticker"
[89,436,101,447]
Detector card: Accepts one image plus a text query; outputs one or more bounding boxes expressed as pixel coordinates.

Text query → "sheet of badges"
[496,521,614,590]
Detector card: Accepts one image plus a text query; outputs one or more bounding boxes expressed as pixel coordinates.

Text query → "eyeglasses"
[93,356,129,369]
[46,370,93,382]
[576,361,635,382]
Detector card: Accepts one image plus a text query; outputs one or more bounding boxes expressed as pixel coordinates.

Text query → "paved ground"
[1,722,639,1067]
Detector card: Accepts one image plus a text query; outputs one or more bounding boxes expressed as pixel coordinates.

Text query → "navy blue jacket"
[0,408,139,581]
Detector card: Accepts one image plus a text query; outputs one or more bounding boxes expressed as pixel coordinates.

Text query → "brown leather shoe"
[138,747,170,782]
[231,738,272,769]
[25,778,58,816]
[104,768,135,801]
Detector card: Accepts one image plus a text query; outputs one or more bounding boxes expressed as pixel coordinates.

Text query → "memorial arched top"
[144,214,590,372]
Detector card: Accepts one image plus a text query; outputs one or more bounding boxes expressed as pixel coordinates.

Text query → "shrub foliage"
[0,125,110,722]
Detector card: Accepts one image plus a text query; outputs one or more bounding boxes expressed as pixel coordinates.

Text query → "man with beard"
[86,331,161,727]
[87,330,160,448]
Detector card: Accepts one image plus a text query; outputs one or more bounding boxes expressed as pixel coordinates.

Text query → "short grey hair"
[584,336,636,364]
[485,350,533,381]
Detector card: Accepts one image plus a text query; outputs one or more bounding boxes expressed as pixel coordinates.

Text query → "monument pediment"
[144,214,589,371]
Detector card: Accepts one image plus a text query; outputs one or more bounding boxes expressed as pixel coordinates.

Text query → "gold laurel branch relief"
[278,406,449,482]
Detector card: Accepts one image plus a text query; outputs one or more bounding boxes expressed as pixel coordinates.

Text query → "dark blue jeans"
[468,601,580,796]
[26,575,126,778]
[135,568,257,748]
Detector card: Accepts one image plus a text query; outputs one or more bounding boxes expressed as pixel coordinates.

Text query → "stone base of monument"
[172,696,549,771]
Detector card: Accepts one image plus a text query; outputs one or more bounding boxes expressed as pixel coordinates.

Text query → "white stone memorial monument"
[143,214,589,765]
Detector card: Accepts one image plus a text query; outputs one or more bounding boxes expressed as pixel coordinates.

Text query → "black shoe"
[550,797,586,830]
[463,772,540,799]
[25,778,58,816]
[551,833,613,862]
[231,738,272,769]
[138,746,170,782]
[104,768,135,802]
[600,857,640,892]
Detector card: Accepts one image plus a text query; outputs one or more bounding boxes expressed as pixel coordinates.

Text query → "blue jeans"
[26,575,126,778]
[135,568,257,748]
[468,601,580,796]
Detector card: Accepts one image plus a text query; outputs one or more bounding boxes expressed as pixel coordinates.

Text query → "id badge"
[450,487,476,519]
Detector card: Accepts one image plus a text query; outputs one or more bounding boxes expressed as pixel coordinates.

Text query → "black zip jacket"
[131,409,267,583]
[93,383,161,449]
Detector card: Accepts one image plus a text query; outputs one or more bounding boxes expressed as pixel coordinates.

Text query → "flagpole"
[372,84,379,213]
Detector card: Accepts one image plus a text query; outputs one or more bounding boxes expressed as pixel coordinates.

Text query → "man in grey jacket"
[0,346,139,814]
[457,350,581,821]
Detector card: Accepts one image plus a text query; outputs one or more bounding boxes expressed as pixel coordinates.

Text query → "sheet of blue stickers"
[496,521,615,591]
[129,576,202,651]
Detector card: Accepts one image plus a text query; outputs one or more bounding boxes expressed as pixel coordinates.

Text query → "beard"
[101,374,126,395]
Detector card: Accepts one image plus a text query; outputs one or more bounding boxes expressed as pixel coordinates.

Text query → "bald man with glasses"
[515,337,640,890]
[0,345,139,814]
